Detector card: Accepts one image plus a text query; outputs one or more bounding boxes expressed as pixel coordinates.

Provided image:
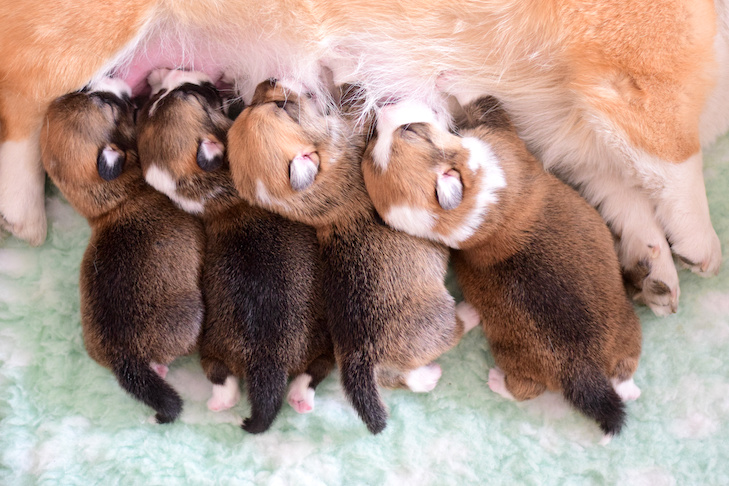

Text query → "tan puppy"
[227,80,477,434]
[1,1,727,319]
[136,70,334,433]
[40,78,205,423]
[362,97,642,438]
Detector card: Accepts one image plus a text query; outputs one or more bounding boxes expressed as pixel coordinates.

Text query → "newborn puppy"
[227,80,477,434]
[362,97,643,438]
[137,70,334,433]
[40,78,205,423]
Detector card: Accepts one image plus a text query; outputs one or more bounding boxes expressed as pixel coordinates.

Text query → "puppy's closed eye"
[436,168,463,210]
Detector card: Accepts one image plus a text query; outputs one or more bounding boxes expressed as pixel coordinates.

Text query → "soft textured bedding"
[1,133,728,485]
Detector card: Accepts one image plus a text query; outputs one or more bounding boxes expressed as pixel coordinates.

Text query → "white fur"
[441,137,506,246]
[0,133,46,246]
[436,173,463,210]
[611,377,641,402]
[487,367,515,400]
[88,77,132,98]
[144,164,205,214]
[384,205,438,241]
[287,373,316,414]
[289,154,318,191]
[147,69,213,116]
[405,363,442,393]
[255,179,296,214]
[455,301,481,333]
[207,376,240,412]
[700,0,729,146]
[372,100,449,171]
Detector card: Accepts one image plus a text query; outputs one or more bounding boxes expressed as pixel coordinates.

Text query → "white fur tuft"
[144,164,205,214]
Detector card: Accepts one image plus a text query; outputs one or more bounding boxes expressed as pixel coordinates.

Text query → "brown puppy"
[136,70,334,433]
[40,78,205,423]
[362,97,643,439]
[227,80,478,434]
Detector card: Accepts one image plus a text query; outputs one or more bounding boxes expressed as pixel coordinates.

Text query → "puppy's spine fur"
[561,361,626,436]
[339,352,388,434]
[113,356,183,424]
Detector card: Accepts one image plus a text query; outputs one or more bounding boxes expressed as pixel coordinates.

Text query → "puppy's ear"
[436,169,463,210]
[197,137,225,171]
[290,153,319,191]
[97,144,125,181]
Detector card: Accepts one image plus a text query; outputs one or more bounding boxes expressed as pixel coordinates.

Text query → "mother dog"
[2,0,727,315]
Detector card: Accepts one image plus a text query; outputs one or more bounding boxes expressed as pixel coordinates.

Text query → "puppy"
[2,1,726,319]
[136,70,334,433]
[40,78,205,423]
[362,97,643,437]
[226,80,477,434]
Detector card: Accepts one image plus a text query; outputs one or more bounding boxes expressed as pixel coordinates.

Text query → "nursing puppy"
[137,70,334,433]
[362,97,642,438]
[40,78,205,423]
[2,1,727,319]
[227,80,476,434]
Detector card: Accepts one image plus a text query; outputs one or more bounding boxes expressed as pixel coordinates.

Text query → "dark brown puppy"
[362,97,642,439]
[137,70,334,434]
[40,78,205,423]
[227,80,476,434]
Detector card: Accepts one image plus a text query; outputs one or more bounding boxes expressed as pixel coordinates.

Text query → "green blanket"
[2,134,728,485]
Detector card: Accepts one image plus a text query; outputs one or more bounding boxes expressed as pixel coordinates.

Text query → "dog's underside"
[1,0,728,315]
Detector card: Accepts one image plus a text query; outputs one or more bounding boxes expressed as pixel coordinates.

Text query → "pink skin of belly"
[112,35,230,96]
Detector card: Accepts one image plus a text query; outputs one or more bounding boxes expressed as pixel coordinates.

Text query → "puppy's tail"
[242,362,287,434]
[113,357,183,424]
[339,352,388,434]
[561,361,626,436]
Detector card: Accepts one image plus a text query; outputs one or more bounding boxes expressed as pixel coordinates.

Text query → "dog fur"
[362,96,643,436]
[136,70,334,433]
[227,80,475,434]
[39,78,205,423]
[1,1,727,314]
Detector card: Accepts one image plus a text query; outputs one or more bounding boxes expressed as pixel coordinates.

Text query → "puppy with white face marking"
[227,80,478,434]
[136,70,334,433]
[363,97,643,438]
[40,78,205,424]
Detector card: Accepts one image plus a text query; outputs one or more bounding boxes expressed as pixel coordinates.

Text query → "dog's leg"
[569,167,680,316]
[0,95,47,246]
[640,151,722,278]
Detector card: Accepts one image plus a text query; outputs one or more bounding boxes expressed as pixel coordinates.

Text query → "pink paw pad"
[207,377,240,412]
[150,362,169,379]
[287,374,315,414]
[488,368,515,400]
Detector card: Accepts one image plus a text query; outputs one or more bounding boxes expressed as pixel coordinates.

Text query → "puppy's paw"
[487,368,515,400]
[623,243,680,317]
[611,377,641,402]
[150,362,169,379]
[207,376,240,412]
[456,301,481,333]
[405,363,442,393]
[287,373,315,414]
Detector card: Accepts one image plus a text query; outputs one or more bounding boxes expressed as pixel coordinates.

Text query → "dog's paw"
[287,373,315,414]
[207,376,240,412]
[673,228,722,278]
[611,377,641,402]
[487,367,515,400]
[456,301,481,333]
[623,243,680,317]
[405,363,442,393]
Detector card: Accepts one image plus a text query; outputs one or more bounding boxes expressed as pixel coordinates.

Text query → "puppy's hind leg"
[202,358,240,412]
[287,353,335,414]
[488,367,546,401]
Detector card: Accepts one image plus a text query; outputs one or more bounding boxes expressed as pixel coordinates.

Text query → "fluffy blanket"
[2,133,728,485]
